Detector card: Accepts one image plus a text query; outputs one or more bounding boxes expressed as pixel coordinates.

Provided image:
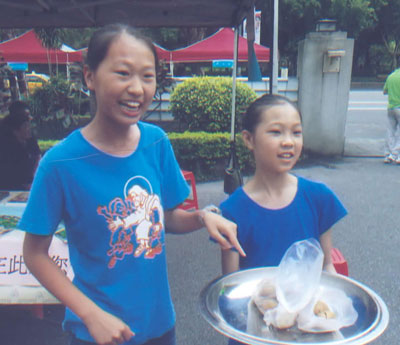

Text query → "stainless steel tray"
[199,267,389,345]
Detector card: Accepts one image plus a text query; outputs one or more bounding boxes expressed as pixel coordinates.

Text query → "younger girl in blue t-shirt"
[219,94,347,344]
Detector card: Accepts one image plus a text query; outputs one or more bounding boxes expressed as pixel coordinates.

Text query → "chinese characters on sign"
[0,255,70,277]
[0,230,74,286]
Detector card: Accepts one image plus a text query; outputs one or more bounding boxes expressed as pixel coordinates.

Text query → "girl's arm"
[164,208,245,257]
[320,229,337,274]
[23,233,134,345]
[221,248,240,275]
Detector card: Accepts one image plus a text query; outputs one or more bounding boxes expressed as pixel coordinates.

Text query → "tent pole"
[230,27,239,142]
[169,52,174,77]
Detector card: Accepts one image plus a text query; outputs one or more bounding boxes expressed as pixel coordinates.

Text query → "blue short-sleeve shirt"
[220,176,347,269]
[19,122,189,344]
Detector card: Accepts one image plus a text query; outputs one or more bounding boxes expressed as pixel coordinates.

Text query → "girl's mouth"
[120,101,141,114]
[278,152,294,159]
[119,101,141,116]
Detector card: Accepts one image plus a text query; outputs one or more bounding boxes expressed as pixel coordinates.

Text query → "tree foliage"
[34,28,65,76]
[370,0,400,70]
[257,0,376,73]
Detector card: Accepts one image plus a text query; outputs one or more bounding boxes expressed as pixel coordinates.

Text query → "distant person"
[0,100,41,190]
[383,68,400,164]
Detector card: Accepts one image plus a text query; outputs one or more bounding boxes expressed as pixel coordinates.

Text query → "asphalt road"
[2,89,398,345]
[172,156,399,345]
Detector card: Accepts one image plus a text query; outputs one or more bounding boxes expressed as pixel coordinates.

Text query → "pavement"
[169,94,400,345]
[2,90,399,345]
[170,159,399,345]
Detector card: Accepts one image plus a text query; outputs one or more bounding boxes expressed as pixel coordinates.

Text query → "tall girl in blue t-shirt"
[20,24,244,345]
[220,94,347,344]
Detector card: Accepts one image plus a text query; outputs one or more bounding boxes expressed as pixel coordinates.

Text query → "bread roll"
[253,296,278,314]
[273,306,297,329]
[313,300,336,319]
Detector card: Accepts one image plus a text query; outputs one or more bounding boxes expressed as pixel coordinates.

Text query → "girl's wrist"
[198,204,221,226]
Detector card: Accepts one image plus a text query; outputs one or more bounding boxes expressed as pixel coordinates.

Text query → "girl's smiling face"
[243,103,303,174]
[84,32,157,127]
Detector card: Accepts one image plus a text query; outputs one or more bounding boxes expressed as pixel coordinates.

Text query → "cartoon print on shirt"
[97,177,164,268]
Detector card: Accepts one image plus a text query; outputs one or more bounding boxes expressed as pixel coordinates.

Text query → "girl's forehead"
[106,33,155,64]
[260,103,301,123]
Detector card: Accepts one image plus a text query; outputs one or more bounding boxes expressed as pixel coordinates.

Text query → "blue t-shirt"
[18,122,189,345]
[220,176,347,269]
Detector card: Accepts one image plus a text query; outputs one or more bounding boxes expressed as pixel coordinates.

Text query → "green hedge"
[39,132,255,182]
[38,139,60,153]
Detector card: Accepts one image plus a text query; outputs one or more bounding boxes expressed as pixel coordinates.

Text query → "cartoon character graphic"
[97,178,164,268]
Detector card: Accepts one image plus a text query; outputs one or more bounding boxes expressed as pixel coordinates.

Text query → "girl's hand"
[323,262,337,274]
[201,210,246,257]
[83,307,135,345]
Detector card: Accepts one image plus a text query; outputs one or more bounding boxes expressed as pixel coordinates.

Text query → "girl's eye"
[294,130,302,135]
[116,71,129,76]
[269,130,281,134]
[144,73,156,80]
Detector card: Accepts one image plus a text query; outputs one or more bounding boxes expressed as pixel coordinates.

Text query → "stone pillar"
[297,20,354,156]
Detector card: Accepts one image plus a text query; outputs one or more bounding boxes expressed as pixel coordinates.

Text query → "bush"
[169,131,254,181]
[368,44,392,75]
[38,139,60,153]
[169,77,257,132]
[28,75,90,139]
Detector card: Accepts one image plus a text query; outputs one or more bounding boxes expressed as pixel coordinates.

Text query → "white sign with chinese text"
[0,229,74,286]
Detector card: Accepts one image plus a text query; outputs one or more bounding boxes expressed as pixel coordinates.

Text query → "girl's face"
[243,103,303,174]
[84,33,157,127]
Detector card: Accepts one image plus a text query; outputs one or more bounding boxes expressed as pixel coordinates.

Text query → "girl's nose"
[282,134,295,147]
[127,76,144,95]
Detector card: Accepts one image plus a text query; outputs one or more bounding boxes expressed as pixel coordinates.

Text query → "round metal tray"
[199,267,389,345]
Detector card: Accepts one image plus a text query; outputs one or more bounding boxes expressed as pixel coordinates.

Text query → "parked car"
[26,72,49,93]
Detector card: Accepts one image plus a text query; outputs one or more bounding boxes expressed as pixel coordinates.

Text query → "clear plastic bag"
[249,239,358,334]
[297,286,358,333]
[275,238,324,313]
[251,274,277,315]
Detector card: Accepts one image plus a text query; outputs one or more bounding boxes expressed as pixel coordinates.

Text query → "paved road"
[344,89,387,157]
[171,157,399,345]
[2,89,398,345]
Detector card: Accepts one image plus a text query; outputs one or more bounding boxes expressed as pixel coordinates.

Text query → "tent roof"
[154,43,172,62]
[0,0,255,28]
[0,30,83,64]
[171,28,269,63]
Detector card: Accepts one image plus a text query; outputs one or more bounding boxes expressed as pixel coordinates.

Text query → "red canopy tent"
[171,28,269,63]
[0,30,83,64]
[154,43,172,62]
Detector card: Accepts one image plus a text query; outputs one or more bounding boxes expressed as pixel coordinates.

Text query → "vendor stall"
[0,191,73,317]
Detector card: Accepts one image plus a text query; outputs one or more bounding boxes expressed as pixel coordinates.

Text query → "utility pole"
[269,0,279,94]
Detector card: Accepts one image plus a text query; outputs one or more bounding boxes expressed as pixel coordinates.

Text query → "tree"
[142,27,219,50]
[0,29,25,42]
[256,0,377,76]
[34,28,65,76]
[329,0,376,38]
[371,0,400,71]
[61,28,95,50]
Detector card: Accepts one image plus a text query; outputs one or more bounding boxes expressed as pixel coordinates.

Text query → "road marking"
[348,107,386,111]
[349,101,387,105]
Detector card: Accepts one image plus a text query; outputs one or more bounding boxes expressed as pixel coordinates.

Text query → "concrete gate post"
[297,20,354,156]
